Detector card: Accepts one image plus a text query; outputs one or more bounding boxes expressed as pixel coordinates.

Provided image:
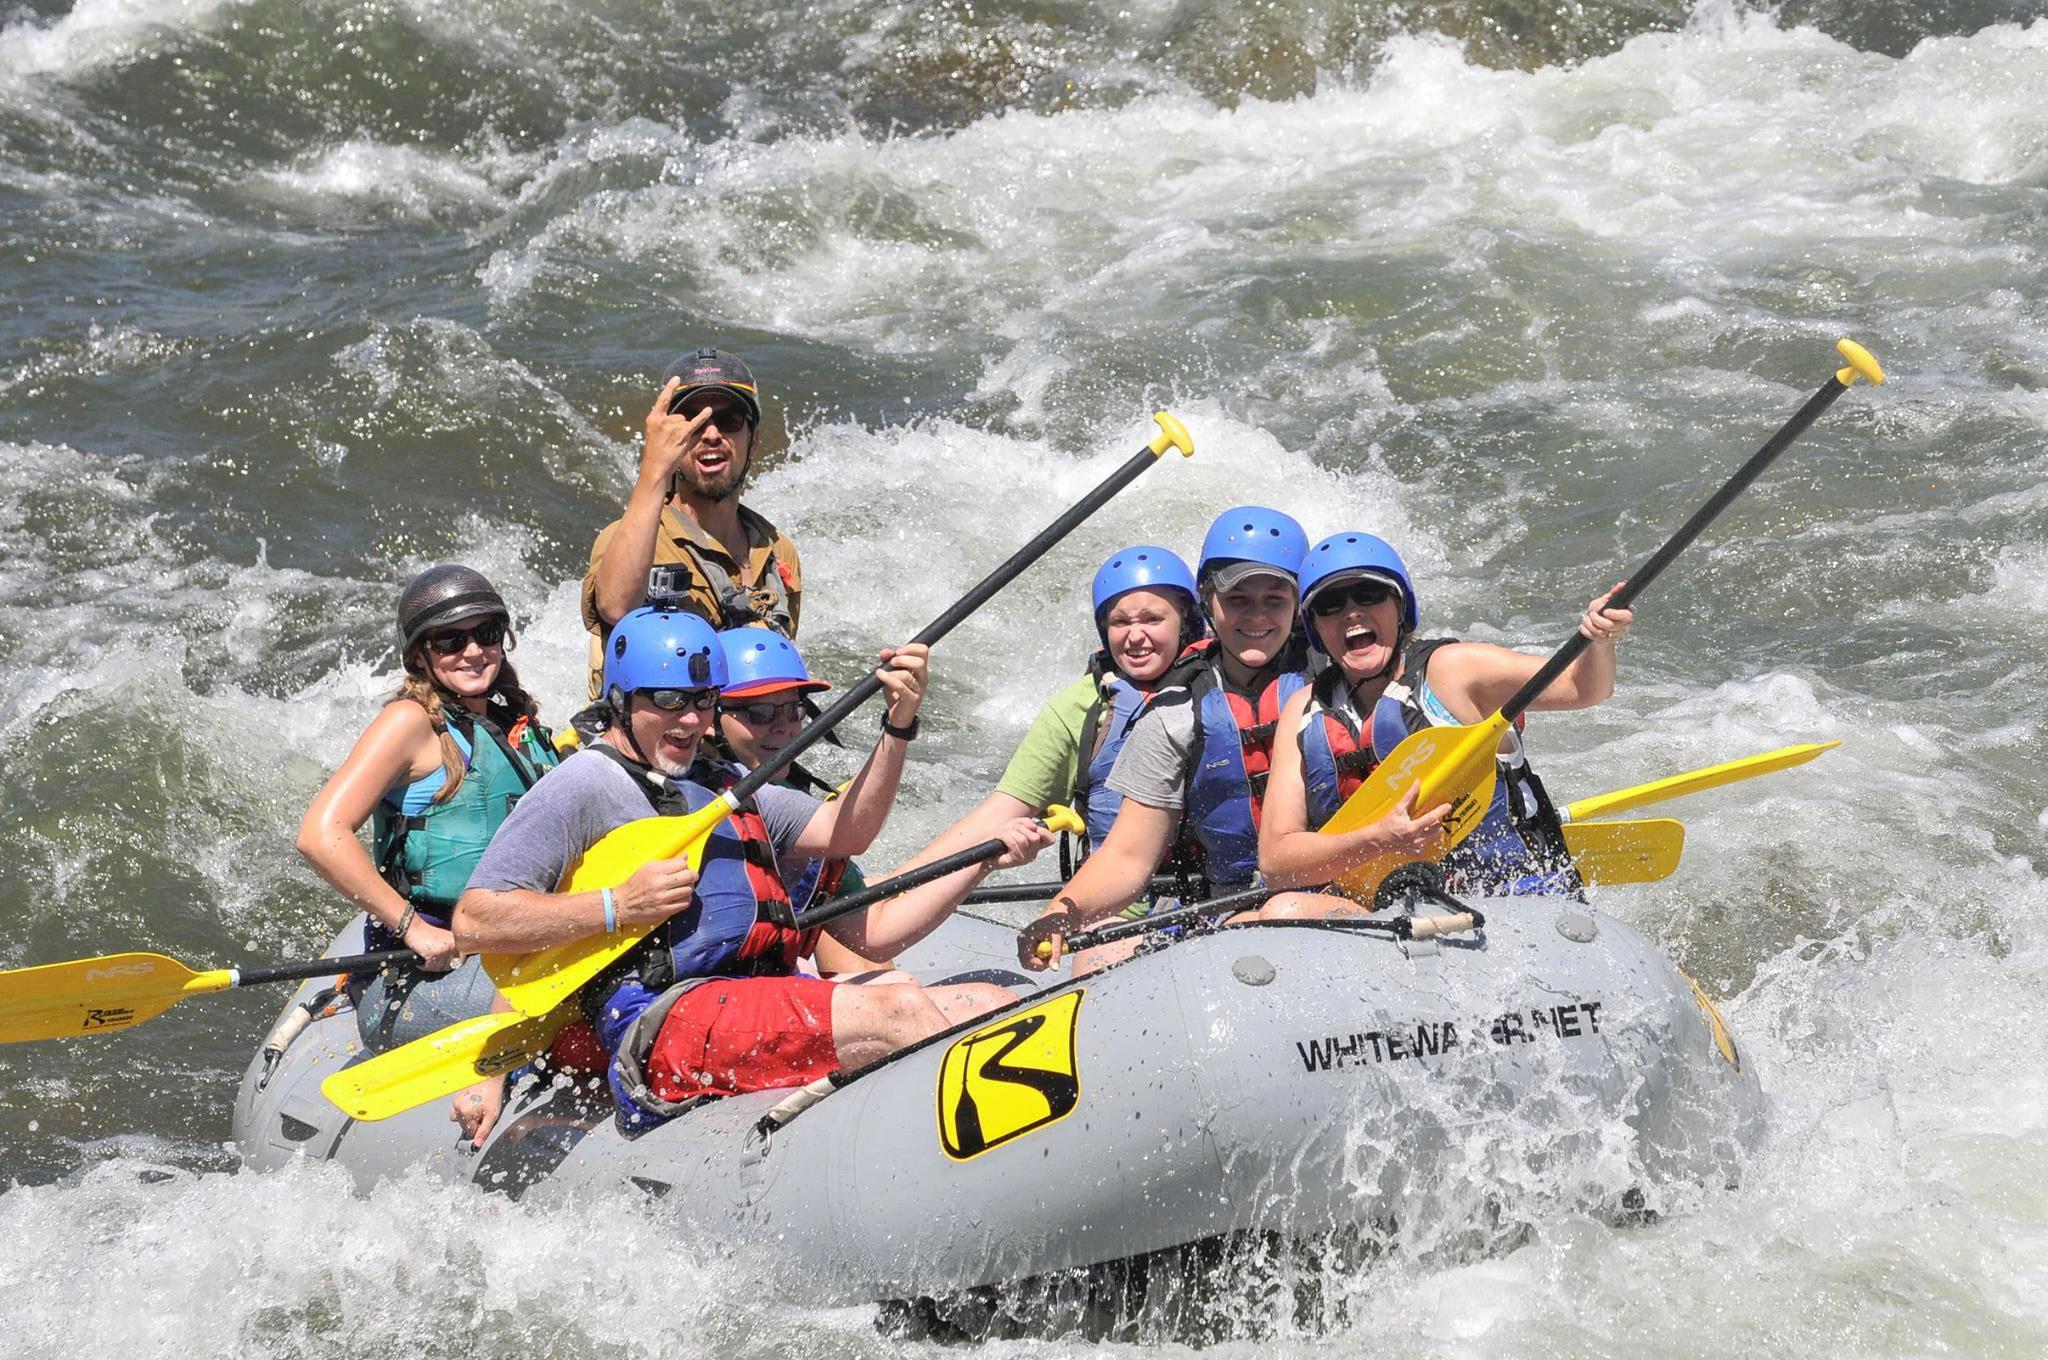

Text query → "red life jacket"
[706,767,823,973]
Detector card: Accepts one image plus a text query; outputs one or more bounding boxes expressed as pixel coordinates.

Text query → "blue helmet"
[716,628,830,699]
[1090,545,1197,632]
[1300,532,1419,649]
[604,607,725,703]
[1197,506,1309,591]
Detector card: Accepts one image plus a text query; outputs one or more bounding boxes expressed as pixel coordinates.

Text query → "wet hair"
[393,632,541,806]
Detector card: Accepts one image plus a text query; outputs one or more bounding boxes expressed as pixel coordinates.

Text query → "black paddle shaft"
[1062,884,1272,953]
[962,875,1181,906]
[726,442,1176,807]
[236,948,417,988]
[793,836,1015,933]
[1499,371,1853,725]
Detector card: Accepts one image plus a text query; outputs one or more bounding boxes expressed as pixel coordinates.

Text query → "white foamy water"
[246,141,522,225]
[0,0,247,80]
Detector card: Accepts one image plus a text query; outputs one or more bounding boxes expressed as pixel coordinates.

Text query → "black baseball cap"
[662,347,761,425]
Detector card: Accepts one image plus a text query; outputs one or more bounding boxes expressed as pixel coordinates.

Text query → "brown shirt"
[580,502,804,698]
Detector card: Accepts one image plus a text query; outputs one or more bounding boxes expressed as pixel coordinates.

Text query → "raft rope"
[256,978,352,1091]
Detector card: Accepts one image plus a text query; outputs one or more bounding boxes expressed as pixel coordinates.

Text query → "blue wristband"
[601,887,617,933]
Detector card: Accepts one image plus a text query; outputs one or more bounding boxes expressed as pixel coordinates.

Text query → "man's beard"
[674,455,748,503]
[648,736,698,779]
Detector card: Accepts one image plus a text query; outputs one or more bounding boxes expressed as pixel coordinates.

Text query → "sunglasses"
[637,687,719,713]
[671,400,752,434]
[424,619,506,655]
[725,699,804,726]
[1309,581,1399,618]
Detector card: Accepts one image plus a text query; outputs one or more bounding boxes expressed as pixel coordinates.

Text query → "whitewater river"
[3,0,2046,1353]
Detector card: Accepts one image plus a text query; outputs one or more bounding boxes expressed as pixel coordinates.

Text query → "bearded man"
[580,348,803,698]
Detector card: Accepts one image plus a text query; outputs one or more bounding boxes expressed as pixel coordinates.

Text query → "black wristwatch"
[881,712,921,742]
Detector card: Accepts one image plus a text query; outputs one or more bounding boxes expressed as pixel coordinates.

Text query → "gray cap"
[1205,560,1298,595]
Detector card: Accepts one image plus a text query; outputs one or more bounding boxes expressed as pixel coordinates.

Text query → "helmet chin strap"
[1345,626,1408,706]
[1367,625,1407,682]
[608,690,662,772]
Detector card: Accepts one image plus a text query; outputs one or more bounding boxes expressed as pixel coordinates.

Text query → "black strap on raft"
[1501,761,1585,900]
[1367,861,1487,938]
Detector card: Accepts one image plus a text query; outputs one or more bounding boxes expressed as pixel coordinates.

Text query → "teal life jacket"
[371,699,559,929]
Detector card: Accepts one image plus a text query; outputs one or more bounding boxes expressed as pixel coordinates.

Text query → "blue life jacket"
[1298,640,1580,898]
[1075,670,1159,852]
[575,748,816,1078]
[1142,642,1306,890]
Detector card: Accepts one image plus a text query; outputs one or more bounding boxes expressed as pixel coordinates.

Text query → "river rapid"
[2,0,2046,1353]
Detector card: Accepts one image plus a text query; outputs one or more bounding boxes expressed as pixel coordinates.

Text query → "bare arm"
[295,702,462,969]
[790,644,929,859]
[590,379,715,627]
[826,817,1055,959]
[450,856,700,954]
[1017,800,1175,970]
[1254,689,1439,887]
[1427,586,1634,719]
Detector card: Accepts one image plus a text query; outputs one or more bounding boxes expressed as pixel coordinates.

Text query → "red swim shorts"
[644,975,841,1102]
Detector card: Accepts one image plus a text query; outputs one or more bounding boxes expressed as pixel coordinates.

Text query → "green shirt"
[994,675,1106,811]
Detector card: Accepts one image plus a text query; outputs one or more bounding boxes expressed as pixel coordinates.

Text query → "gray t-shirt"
[1103,693,1201,812]
[467,746,821,895]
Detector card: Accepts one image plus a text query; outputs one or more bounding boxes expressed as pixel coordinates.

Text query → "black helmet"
[397,565,510,654]
[662,347,761,426]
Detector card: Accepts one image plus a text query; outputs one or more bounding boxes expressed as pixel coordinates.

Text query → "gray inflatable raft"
[234,896,1762,1325]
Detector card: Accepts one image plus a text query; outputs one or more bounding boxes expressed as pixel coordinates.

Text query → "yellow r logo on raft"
[937,990,1084,1161]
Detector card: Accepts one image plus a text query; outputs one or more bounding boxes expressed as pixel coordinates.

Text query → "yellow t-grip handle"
[1041,803,1085,836]
[1835,338,1884,388]
[1146,411,1194,458]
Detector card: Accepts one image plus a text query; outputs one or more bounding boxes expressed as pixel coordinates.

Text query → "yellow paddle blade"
[1563,741,1839,823]
[1563,818,1685,886]
[320,1006,575,1122]
[0,952,233,1044]
[1325,716,1510,900]
[484,798,731,1018]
